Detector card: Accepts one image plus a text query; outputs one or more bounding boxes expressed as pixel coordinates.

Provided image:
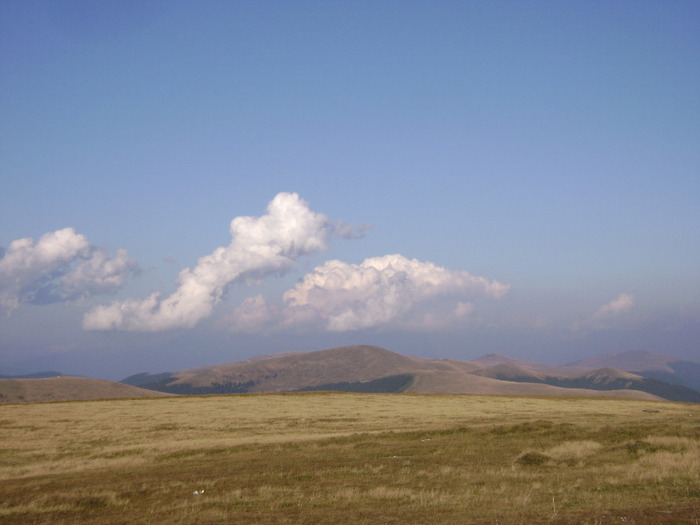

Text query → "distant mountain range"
[121,346,700,403]
[571,349,700,392]
[0,371,65,379]
[3,346,698,404]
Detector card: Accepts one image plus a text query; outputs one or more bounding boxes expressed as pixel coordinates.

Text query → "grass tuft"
[515,451,552,466]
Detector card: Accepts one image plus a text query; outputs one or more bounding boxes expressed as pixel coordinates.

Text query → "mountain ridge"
[0,371,65,380]
[122,345,700,402]
[4,346,696,404]
[570,349,700,393]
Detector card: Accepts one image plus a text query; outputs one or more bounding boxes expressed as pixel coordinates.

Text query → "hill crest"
[122,345,700,402]
[0,376,173,404]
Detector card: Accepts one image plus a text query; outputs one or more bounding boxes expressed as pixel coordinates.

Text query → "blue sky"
[1,1,699,380]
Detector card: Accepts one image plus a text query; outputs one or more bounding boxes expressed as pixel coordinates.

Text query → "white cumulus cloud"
[227,254,510,332]
[593,292,635,319]
[571,292,636,333]
[83,192,342,331]
[0,228,138,315]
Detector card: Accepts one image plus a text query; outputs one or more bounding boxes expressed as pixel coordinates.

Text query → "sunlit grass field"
[1,393,699,524]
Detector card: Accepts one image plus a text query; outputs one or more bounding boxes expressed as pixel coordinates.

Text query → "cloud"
[0,228,138,315]
[571,292,635,333]
[332,220,373,239]
[83,192,341,331]
[227,254,510,332]
[593,292,635,319]
[226,294,275,333]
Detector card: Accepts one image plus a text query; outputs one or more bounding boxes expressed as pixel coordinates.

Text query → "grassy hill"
[572,349,700,393]
[472,365,700,403]
[0,377,173,404]
[123,345,699,401]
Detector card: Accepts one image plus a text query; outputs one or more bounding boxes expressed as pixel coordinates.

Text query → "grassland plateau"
[1,393,698,524]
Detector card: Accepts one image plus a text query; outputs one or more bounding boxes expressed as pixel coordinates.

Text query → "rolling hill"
[475,364,700,402]
[5,347,696,404]
[571,349,700,392]
[122,345,700,402]
[0,376,174,404]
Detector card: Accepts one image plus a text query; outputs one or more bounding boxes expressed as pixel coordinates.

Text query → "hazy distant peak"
[572,349,678,372]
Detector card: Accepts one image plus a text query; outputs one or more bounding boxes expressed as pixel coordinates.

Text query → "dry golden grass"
[545,439,603,460]
[0,393,698,524]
